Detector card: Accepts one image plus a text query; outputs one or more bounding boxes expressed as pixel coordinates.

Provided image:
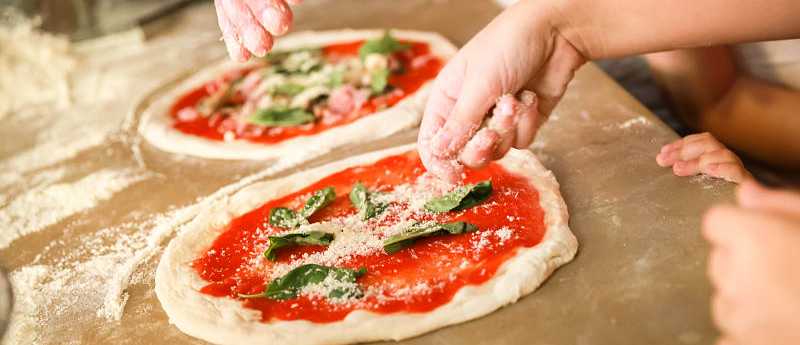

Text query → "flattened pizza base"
[138,29,457,161]
[155,144,577,345]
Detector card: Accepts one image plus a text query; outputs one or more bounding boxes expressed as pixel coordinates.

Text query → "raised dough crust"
[155,144,578,345]
[138,29,457,160]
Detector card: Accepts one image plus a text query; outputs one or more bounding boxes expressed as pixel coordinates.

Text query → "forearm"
[700,77,800,170]
[540,0,800,59]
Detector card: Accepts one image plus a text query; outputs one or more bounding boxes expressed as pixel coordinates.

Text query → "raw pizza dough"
[138,29,457,160]
[155,144,578,345]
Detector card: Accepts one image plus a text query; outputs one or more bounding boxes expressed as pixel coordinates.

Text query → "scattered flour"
[98,151,325,321]
[0,168,150,249]
[0,8,76,120]
[618,116,649,129]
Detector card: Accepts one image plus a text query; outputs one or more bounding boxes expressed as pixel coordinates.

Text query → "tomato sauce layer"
[193,151,547,323]
[169,41,442,144]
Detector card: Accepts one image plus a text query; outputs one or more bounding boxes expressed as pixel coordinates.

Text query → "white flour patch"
[3,221,151,345]
[98,152,321,320]
[0,168,150,249]
[0,8,75,120]
[4,265,49,345]
[618,116,649,129]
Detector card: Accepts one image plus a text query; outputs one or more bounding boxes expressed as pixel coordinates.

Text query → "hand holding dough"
[214,0,302,62]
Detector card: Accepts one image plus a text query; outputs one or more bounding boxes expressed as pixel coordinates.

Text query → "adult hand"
[214,0,302,62]
[657,132,752,183]
[417,1,585,182]
[703,180,800,345]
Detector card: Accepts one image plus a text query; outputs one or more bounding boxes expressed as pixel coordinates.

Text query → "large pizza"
[139,30,457,160]
[155,144,578,344]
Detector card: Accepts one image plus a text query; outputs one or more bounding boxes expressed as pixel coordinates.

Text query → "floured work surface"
[0,1,730,344]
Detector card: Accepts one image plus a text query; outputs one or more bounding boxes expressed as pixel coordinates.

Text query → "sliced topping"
[383,221,479,254]
[249,106,315,127]
[348,182,386,220]
[424,180,493,213]
[239,264,367,300]
[263,231,335,261]
[269,187,337,228]
[358,31,409,60]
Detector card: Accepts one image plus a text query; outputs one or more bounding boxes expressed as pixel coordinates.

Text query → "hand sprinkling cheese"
[419,91,539,183]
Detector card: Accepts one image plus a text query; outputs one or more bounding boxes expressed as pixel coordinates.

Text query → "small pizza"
[156,145,578,345]
[139,30,457,160]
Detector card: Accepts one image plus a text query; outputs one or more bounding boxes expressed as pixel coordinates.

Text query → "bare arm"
[553,0,800,59]
[419,0,800,181]
[646,48,800,169]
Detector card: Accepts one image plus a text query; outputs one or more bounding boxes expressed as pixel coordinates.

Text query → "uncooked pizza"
[139,30,456,160]
[156,144,578,344]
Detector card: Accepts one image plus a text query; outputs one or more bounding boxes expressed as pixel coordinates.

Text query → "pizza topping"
[358,31,409,60]
[194,152,546,323]
[348,182,386,220]
[169,33,444,144]
[424,180,493,213]
[383,221,479,254]
[239,264,367,300]
[264,231,335,261]
[269,187,337,228]
[249,106,315,127]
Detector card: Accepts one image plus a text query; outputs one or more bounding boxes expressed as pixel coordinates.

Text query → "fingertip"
[242,25,272,57]
[260,4,292,36]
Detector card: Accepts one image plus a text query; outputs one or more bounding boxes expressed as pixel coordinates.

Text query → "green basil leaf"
[358,31,409,60]
[268,187,337,229]
[274,83,305,96]
[300,187,337,219]
[349,182,386,220]
[424,180,493,213]
[239,264,367,300]
[370,68,390,94]
[383,221,478,254]
[249,106,315,127]
[269,207,305,228]
[263,231,334,261]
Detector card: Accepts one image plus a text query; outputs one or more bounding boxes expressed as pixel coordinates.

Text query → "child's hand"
[704,181,800,345]
[214,0,301,62]
[417,1,585,182]
[656,132,751,183]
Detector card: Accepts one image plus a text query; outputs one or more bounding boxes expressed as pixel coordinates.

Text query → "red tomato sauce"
[169,41,443,144]
[192,151,547,323]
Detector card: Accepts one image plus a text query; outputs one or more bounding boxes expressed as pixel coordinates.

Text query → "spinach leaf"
[383,221,478,254]
[370,68,390,94]
[269,187,337,228]
[358,31,409,60]
[249,106,315,127]
[424,180,492,213]
[263,231,334,261]
[239,264,367,300]
[300,187,336,219]
[269,207,305,228]
[349,182,385,220]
